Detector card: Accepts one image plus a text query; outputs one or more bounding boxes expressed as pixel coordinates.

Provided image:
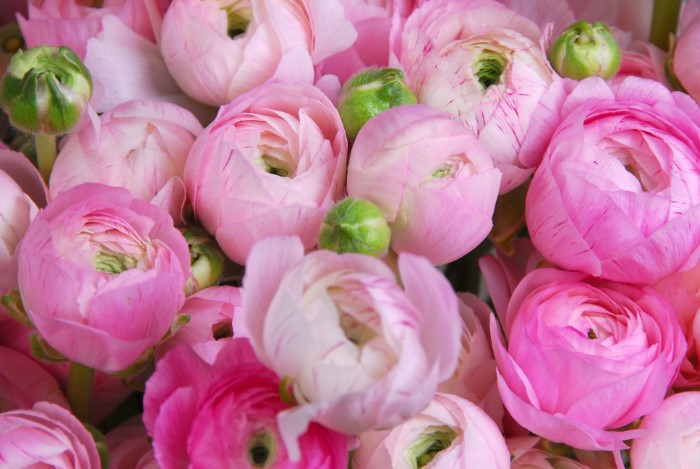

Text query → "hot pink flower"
[184,82,347,265]
[160,0,356,106]
[242,236,462,459]
[143,338,349,469]
[395,0,557,193]
[352,393,510,469]
[346,104,500,265]
[49,100,202,221]
[18,0,169,59]
[17,183,190,372]
[0,401,101,468]
[490,267,686,451]
[526,77,700,284]
[630,391,700,468]
[0,345,68,412]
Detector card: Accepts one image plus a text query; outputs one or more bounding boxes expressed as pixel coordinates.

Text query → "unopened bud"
[318,198,391,256]
[338,68,417,141]
[548,21,621,80]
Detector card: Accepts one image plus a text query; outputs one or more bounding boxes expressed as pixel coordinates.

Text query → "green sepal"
[83,422,110,469]
[29,333,67,362]
[1,289,34,329]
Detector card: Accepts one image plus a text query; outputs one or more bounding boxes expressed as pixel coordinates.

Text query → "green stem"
[67,361,94,423]
[35,133,57,183]
[650,0,682,51]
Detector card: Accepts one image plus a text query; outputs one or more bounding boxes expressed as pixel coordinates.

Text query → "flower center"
[407,426,457,468]
[246,432,276,468]
[218,0,252,38]
[475,50,508,89]
[255,153,291,177]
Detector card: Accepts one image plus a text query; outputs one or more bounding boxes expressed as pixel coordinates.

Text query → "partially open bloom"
[490,267,686,451]
[184,82,348,265]
[395,0,556,192]
[17,183,191,372]
[347,104,500,265]
[242,236,462,459]
[49,99,202,212]
[0,401,101,468]
[352,393,510,469]
[630,391,700,468]
[526,77,700,284]
[143,338,349,468]
[160,0,356,106]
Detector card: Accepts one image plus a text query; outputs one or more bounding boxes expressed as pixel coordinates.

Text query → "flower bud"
[181,226,225,295]
[318,197,391,256]
[338,67,417,141]
[1,45,92,135]
[548,21,621,80]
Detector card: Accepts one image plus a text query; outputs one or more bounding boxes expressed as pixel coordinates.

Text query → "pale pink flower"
[672,2,700,104]
[352,393,510,469]
[143,338,349,469]
[0,345,68,412]
[395,0,558,192]
[17,183,190,372]
[490,267,686,451]
[18,0,169,59]
[526,77,700,284]
[0,148,46,315]
[49,100,202,221]
[346,104,501,265]
[242,236,462,459]
[630,391,700,468]
[160,0,356,106]
[0,401,101,468]
[184,82,347,265]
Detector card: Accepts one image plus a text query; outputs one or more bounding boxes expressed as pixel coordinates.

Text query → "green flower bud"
[1,45,92,135]
[548,21,621,80]
[318,197,391,256]
[338,67,417,141]
[181,227,225,295]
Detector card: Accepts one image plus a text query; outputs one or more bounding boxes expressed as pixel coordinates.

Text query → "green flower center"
[92,250,138,274]
[408,426,458,468]
[247,432,276,468]
[475,51,508,89]
[219,0,252,38]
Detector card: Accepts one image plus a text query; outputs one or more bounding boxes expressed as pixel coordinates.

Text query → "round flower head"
[548,20,621,80]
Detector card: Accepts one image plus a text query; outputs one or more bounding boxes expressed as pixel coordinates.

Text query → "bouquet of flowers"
[1,0,700,467]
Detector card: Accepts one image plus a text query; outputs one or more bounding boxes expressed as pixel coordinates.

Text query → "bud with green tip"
[338,67,417,141]
[1,45,92,135]
[548,20,621,80]
[181,226,226,295]
[318,197,391,256]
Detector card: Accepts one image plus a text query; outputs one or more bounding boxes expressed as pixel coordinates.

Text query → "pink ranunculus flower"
[347,104,501,265]
[143,338,349,469]
[242,236,462,459]
[526,76,700,284]
[630,391,700,468]
[508,436,591,469]
[0,148,47,315]
[49,100,202,220]
[105,416,157,469]
[160,0,356,106]
[438,293,503,428]
[490,267,686,451]
[395,0,557,193]
[352,392,510,469]
[0,401,101,468]
[17,183,191,372]
[155,285,242,360]
[0,345,68,412]
[184,82,348,265]
[18,0,169,59]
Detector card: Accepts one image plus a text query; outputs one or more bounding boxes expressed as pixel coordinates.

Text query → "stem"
[35,133,57,183]
[650,0,682,51]
[67,362,94,422]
